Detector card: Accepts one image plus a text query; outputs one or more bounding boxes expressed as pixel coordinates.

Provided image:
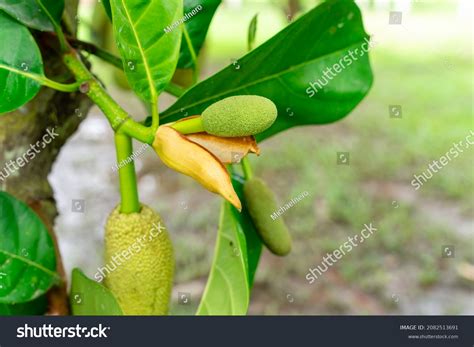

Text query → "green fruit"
[104,204,174,315]
[243,177,292,256]
[202,95,277,137]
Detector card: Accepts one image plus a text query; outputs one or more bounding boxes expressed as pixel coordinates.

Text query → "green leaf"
[231,174,262,287]
[197,202,250,315]
[110,0,183,102]
[0,12,44,114]
[0,295,47,315]
[177,0,221,68]
[102,0,112,20]
[0,0,64,31]
[247,13,258,51]
[70,268,123,316]
[161,0,373,141]
[0,191,59,304]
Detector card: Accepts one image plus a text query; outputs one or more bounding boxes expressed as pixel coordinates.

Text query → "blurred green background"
[52,0,473,315]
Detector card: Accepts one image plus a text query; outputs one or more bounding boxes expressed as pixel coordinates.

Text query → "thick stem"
[63,52,155,144]
[114,132,141,214]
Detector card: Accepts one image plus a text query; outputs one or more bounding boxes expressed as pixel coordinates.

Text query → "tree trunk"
[0,1,92,315]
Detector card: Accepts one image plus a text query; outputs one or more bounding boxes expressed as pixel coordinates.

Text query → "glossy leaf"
[0,0,64,31]
[110,0,183,102]
[178,0,221,68]
[161,0,373,141]
[197,202,249,315]
[0,12,44,114]
[70,268,123,316]
[0,191,59,304]
[0,295,47,315]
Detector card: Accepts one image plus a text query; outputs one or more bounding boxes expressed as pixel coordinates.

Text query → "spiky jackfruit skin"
[244,177,292,256]
[202,95,277,137]
[104,205,174,315]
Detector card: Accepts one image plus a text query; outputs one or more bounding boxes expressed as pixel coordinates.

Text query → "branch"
[69,38,187,98]
[63,51,155,144]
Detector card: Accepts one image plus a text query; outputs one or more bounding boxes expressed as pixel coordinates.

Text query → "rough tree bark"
[0,1,92,315]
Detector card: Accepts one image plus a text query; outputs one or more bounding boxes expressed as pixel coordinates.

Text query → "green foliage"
[178,0,222,68]
[161,0,373,141]
[0,192,59,304]
[0,0,64,31]
[70,269,123,316]
[0,0,376,316]
[110,0,183,102]
[231,176,262,287]
[197,202,250,315]
[197,176,263,315]
[0,11,44,114]
[0,295,47,315]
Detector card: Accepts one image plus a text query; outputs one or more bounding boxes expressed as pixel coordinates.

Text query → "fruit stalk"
[241,157,254,180]
[114,132,140,214]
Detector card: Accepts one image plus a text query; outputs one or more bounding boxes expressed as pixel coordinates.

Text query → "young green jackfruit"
[104,204,174,315]
[243,177,292,256]
[202,95,277,137]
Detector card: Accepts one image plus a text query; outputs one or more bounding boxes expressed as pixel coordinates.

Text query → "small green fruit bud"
[202,95,277,137]
[243,177,292,256]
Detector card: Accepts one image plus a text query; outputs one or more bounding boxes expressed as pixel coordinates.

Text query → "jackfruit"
[104,204,174,315]
[243,177,292,256]
[202,95,277,137]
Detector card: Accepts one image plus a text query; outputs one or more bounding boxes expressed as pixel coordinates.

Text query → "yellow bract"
[186,132,260,164]
[153,126,242,211]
